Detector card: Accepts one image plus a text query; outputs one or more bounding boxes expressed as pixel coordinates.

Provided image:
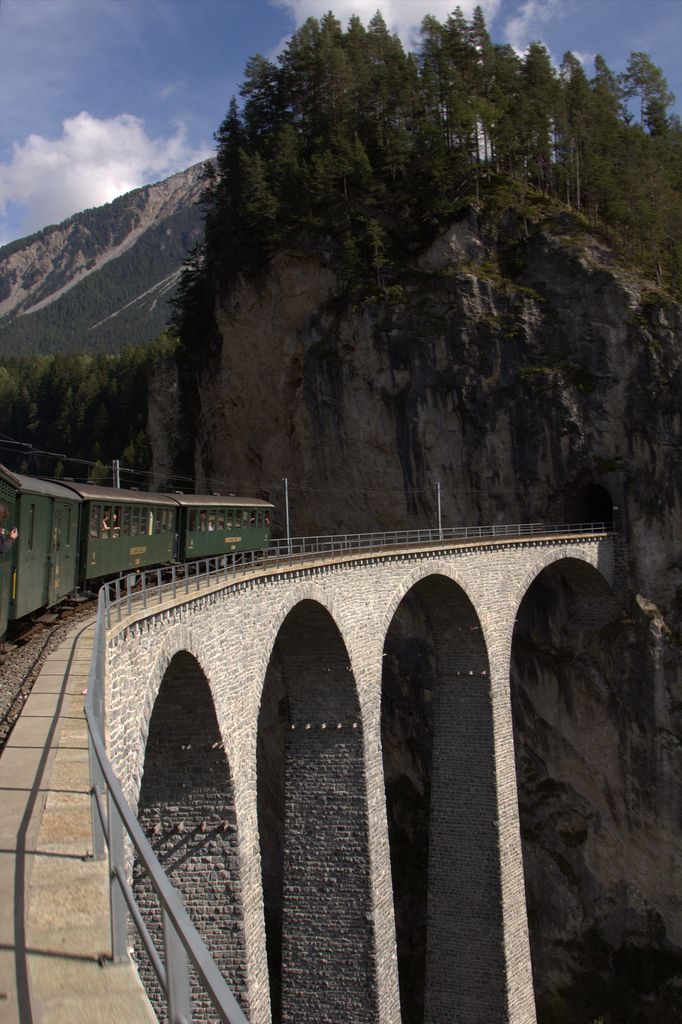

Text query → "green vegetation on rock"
[173,7,682,357]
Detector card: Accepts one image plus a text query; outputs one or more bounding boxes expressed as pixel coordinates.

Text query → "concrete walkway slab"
[0,621,156,1023]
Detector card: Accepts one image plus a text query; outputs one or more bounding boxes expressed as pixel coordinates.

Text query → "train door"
[0,477,17,641]
[48,500,79,605]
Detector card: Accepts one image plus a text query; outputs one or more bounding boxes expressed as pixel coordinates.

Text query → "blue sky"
[1,0,680,245]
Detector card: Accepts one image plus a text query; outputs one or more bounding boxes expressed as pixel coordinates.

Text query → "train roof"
[167,493,275,509]
[12,473,84,502]
[56,481,179,507]
[0,470,275,510]
[0,463,22,491]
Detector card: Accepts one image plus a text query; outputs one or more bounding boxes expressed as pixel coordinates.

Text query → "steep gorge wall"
[192,212,681,605]
[155,210,682,1020]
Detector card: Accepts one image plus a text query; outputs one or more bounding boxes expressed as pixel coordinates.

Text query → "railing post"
[107,795,129,964]
[163,906,192,1024]
[88,746,106,862]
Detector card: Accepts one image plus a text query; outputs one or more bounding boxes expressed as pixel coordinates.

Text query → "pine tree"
[519,42,559,192]
[621,51,675,136]
[559,52,592,208]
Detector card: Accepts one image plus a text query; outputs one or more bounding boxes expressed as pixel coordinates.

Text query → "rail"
[84,589,249,1024]
[85,520,612,1019]
[103,520,613,625]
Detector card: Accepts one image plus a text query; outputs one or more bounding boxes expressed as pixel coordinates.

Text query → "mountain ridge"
[0,162,207,354]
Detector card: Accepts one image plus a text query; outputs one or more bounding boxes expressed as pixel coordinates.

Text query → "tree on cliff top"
[172,8,682,352]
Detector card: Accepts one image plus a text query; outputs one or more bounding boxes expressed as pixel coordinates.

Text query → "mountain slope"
[0,163,206,354]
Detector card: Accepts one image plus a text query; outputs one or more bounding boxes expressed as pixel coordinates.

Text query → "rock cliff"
[176,207,682,1020]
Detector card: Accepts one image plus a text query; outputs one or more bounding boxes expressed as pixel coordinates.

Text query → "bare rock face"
[186,210,682,1020]
[147,354,181,489]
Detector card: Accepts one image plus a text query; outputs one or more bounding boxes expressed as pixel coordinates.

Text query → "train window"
[265,513,271,527]
[113,506,122,538]
[148,510,154,536]
[121,507,130,536]
[131,507,140,536]
[188,510,196,532]
[90,505,100,539]
[65,507,71,545]
[226,509,233,528]
[199,511,207,532]
[208,511,216,532]
[155,509,162,535]
[242,510,249,528]
[256,511,263,528]
[216,510,225,530]
[28,504,35,552]
[101,506,112,540]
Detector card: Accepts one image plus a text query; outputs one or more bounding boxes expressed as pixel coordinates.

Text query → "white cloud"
[0,112,211,241]
[504,0,565,53]
[156,80,187,102]
[272,0,503,49]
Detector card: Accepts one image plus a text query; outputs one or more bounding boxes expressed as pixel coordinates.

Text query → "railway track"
[0,597,97,751]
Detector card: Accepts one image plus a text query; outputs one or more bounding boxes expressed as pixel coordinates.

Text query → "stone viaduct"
[103,531,617,1024]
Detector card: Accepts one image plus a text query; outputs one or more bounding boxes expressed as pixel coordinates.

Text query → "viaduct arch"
[104,534,616,1024]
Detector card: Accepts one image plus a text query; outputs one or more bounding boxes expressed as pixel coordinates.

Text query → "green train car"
[0,465,20,641]
[10,474,82,619]
[58,483,179,581]
[0,465,277,628]
[173,494,274,560]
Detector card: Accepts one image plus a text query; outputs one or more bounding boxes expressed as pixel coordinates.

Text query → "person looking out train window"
[0,505,18,552]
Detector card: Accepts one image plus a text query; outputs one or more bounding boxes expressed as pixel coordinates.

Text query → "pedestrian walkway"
[0,621,156,1023]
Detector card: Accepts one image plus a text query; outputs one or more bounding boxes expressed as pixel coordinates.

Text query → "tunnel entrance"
[565,483,614,526]
[257,600,377,1024]
[133,651,246,1022]
[381,574,503,1024]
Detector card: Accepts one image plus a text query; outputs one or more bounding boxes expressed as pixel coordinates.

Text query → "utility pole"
[112,459,120,488]
[283,477,291,554]
[436,480,442,540]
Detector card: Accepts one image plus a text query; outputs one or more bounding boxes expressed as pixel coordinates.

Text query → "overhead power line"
[0,432,516,499]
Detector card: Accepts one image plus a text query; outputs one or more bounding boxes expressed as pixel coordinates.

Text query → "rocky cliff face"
[180,208,682,1020]
[0,163,205,353]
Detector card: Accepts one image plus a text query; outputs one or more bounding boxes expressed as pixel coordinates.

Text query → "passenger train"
[0,464,274,641]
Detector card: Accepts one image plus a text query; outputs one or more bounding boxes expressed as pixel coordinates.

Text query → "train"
[0,464,275,641]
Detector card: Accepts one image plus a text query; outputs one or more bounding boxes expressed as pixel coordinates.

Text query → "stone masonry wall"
[105,536,614,1024]
[132,651,248,1021]
[273,600,378,1024]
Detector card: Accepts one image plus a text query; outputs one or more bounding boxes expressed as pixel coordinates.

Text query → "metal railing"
[85,519,612,1019]
[84,589,249,1024]
[265,520,612,558]
[103,520,613,624]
